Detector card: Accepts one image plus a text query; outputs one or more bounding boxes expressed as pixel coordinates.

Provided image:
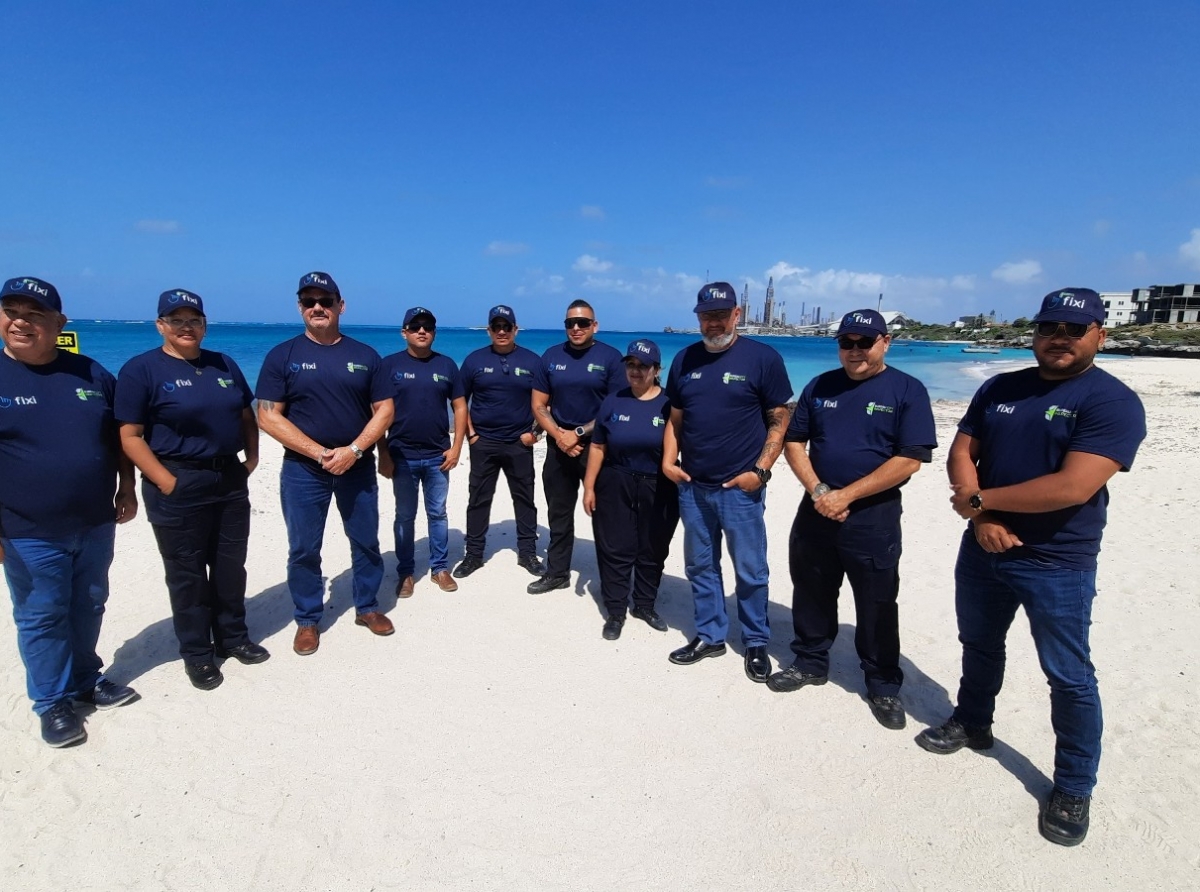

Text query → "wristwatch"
[574,425,587,438]
[753,467,772,486]
[349,443,364,461]
[968,492,984,512]
[812,482,831,498]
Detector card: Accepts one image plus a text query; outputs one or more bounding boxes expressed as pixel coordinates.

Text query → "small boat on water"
[961,346,1001,354]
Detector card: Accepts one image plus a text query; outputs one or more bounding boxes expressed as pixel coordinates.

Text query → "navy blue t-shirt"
[0,351,119,538]
[382,350,460,462]
[532,340,624,428]
[592,388,671,476]
[455,344,540,442]
[255,335,390,463]
[788,366,937,496]
[665,336,794,484]
[115,348,253,459]
[959,365,1146,570]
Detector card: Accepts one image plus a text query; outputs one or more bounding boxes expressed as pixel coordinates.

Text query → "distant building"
[1133,284,1200,324]
[1100,290,1138,327]
[763,277,776,327]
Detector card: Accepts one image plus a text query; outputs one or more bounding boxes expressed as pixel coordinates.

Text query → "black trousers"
[591,465,679,617]
[788,496,904,696]
[463,437,538,560]
[143,463,252,665]
[542,439,589,577]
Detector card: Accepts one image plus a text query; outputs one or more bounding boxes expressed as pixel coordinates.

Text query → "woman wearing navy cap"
[115,290,266,690]
[582,338,680,640]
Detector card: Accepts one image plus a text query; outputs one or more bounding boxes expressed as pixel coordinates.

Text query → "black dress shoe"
[74,679,139,710]
[744,646,771,683]
[217,642,271,665]
[915,718,994,754]
[185,662,224,691]
[517,554,545,576]
[766,664,828,693]
[867,694,907,730]
[527,574,570,594]
[40,700,86,748]
[668,636,726,665]
[602,615,624,640]
[452,554,484,578]
[630,606,668,631]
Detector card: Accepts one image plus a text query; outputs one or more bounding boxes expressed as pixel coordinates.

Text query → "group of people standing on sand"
[1,273,1144,847]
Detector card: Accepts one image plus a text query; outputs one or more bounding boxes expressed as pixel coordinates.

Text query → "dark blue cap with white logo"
[403,306,437,327]
[489,305,516,325]
[1,276,62,312]
[297,271,339,296]
[1032,288,1105,326]
[836,309,888,337]
[157,289,205,317]
[624,338,661,366]
[693,281,738,313]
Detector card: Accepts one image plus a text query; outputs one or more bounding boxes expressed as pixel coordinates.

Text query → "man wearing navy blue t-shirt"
[0,276,139,748]
[768,309,936,731]
[530,299,624,594]
[917,288,1146,848]
[662,282,792,682]
[379,306,467,597]
[256,272,395,655]
[452,305,545,579]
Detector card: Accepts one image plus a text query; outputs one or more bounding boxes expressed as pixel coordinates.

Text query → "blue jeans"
[280,458,383,626]
[390,455,450,577]
[3,524,116,715]
[678,481,770,647]
[953,532,1101,797]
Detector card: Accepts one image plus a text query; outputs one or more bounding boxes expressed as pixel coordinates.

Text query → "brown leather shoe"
[355,611,395,636]
[432,570,458,592]
[293,624,320,655]
[396,576,415,598]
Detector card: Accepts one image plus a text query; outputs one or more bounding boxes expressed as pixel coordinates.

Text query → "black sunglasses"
[838,336,878,351]
[564,317,595,329]
[299,295,338,309]
[406,322,435,333]
[1035,321,1093,339]
[498,355,510,375]
[489,322,514,333]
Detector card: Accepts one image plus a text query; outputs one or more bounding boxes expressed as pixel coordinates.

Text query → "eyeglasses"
[564,317,595,329]
[405,322,435,333]
[299,295,338,309]
[698,310,732,322]
[1035,321,1094,339]
[161,316,206,330]
[489,322,514,333]
[624,360,653,372]
[838,336,878,351]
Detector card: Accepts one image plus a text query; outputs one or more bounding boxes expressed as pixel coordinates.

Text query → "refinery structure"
[735,277,832,335]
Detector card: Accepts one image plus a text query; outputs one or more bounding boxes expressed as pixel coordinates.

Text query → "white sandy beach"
[1,355,1196,890]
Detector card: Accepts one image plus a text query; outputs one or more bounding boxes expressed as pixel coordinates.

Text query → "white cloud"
[484,240,529,257]
[572,254,612,273]
[1179,228,1200,270]
[580,205,606,220]
[135,219,180,234]
[512,270,565,296]
[991,259,1043,285]
[951,275,976,290]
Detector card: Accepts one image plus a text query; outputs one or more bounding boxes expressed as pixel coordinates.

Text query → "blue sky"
[3,1,1198,329]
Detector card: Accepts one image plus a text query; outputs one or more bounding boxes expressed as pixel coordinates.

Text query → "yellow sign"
[57,331,79,354]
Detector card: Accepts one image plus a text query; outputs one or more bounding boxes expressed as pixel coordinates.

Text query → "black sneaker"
[867,695,907,730]
[216,642,271,664]
[915,718,994,754]
[40,700,86,748]
[452,555,485,579]
[766,664,828,693]
[527,574,570,595]
[630,606,668,631]
[1040,788,1090,846]
[185,662,224,691]
[74,679,139,710]
[602,615,624,640]
[517,554,545,576]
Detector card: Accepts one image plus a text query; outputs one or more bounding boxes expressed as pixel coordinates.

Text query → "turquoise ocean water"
[64,321,1029,402]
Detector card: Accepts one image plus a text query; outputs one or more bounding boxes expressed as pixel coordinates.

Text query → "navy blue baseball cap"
[694,281,738,313]
[1,276,62,313]
[1032,288,1105,326]
[624,338,661,366]
[297,271,339,296]
[489,304,516,325]
[157,289,205,317]
[403,306,437,328]
[836,309,888,338]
